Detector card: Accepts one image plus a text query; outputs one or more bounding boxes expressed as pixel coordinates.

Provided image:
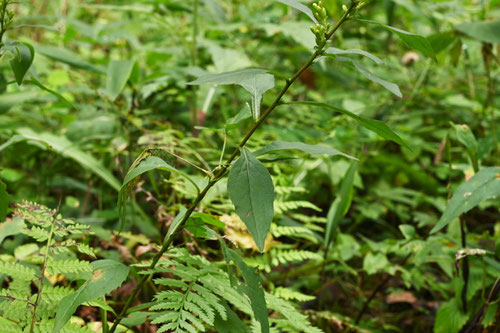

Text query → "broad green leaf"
[455,20,500,44]
[276,0,318,24]
[118,156,199,230]
[428,31,457,54]
[106,60,135,101]
[0,180,11,221]
[239,73,275,120]
[325,47,383,64]
[12,128,121,191]
[188,68,268,85]
[357,19,436,59]
[165,205,187,243]
[431,167,500,233]
[433,298,469,333]
[0,217,23,245]
[452,123,478,153]
[53,260,129,333]
[325,161,358,248]
[0,91,39,114]
[362,252,389,275]
[189,69,274,120]
[332,56,402,97]
[227,148,274,252]
[8,42,35,85]
[285,101,409,148]
[253,140,356,160]
[191,212,225,229]
[219,239,269,333]
[36,45,105,73]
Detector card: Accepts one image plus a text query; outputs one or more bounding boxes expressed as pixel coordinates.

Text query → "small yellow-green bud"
[342,4,348,12]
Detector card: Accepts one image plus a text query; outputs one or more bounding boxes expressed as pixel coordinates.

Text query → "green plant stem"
[108,3,358,332]
[191,0,199,129]
[29,199,62,333]
[460,216,469,312]
[0,0,9,46]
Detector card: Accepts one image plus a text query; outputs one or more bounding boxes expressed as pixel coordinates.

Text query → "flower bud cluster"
[309,1,331,48]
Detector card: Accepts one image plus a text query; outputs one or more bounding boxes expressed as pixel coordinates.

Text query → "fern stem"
[29,198,62,333]
[108,3,358,332]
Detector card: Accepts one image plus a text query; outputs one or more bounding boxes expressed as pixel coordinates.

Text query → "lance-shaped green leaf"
[284,101,409,148]
[253,140,356,160]
[276,0,318,24]
[0,91,39,114]
[8,42,35,85]
[219,238,269,333]
[106,60,135,101]
[332,56,402,97]
[431,167,500,233]
[455,20,500,44]
[0,217,23,245]
[189,69,274,120]
[325,47,383,64]
[7,128,121,191]
[53,260,129,333]
[356,19,436,59]
[227,148,274,252]
[118,156,199,230]
[0,180,10,221]
[36,44,105,73]
[325,161,358,248]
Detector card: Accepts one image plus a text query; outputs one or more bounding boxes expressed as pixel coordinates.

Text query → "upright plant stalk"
[108,2,359,332]
[29,199,62,333]
[191,0,199,129]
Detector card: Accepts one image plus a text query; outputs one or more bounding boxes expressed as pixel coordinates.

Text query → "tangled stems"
[108,2,359,332]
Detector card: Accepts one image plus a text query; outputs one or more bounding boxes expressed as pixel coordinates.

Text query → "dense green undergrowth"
[0,0,499,332]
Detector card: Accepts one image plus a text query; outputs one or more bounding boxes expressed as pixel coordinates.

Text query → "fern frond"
[33,319,94,333]
[266,293,323,333]
[271,224,318,243]
[0,261,36,281]
[274,287,316,302]
[46,259,92,275]
[274,186,307,195]
[0,316,22,332]
[23,226,50,242]
[275,201,322,214]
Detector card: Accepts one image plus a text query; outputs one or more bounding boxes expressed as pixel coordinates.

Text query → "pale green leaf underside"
[253,140,356,160]
[276,0,318,24]
[334,56,402,97]
[325,47,383,64]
